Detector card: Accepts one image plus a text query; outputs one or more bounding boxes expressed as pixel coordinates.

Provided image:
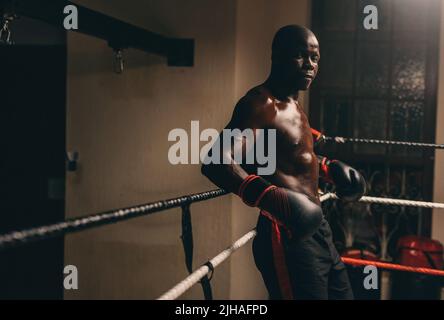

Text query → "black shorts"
[252,214,354,300]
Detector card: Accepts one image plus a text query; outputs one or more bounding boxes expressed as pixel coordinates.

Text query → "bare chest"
[268,102,313,152]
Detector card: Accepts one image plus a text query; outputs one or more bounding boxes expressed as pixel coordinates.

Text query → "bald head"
[272,25,319,61]
[268,25,320,91]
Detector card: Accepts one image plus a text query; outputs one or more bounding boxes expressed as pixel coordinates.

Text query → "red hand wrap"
[237,175,276,207]
[311,128,323,141]
[319,156,335,183]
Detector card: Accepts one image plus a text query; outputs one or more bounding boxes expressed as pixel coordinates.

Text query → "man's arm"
[201,96,323,240]
[201,97,256,193]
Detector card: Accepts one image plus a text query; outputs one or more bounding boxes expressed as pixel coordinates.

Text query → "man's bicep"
[223,102,262,165]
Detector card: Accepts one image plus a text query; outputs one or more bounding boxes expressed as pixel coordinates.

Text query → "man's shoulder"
[236,85,274,113]
[229,85,275,127]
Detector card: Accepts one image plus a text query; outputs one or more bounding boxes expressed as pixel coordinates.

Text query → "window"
[310,0,441,259]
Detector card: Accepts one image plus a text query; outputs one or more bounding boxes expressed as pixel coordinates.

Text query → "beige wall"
[432,3,444,245]
[65,0,311,299]
[234,0,311,109]
[65,0,236,299]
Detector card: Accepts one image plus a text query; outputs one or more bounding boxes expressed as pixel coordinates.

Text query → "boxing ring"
[1,136,443,300]
[1,188,444,299]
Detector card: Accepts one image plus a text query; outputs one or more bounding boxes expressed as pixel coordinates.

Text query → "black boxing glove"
[237,175,323,240]
[318,155,366,201]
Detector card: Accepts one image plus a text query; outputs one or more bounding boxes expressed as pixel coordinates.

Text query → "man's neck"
[264,74,299,102]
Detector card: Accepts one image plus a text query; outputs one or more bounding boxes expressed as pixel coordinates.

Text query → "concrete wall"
[65,0,311,299]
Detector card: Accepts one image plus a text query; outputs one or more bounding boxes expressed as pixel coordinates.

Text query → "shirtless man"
[201,25,366,300]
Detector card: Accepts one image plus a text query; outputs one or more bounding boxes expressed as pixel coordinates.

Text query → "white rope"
[360,195,444,209]
[157,194,334,300]
[156,193,444,300]
[157,229,257,300]
[319,192,335,202]
[325,193,444,209]
[157,193,335,300]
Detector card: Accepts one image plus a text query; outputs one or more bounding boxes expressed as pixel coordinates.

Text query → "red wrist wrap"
[237,175,276,207]
[319,157,335,183]
[311,128,322,141]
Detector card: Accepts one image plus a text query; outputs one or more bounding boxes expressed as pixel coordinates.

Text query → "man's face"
[278,34,320,90]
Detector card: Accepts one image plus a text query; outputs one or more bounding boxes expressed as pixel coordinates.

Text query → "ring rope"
[325,136,444,150]
[157,229,257,300]
[342,257,444,277]
[0,189,228,250]
[157,193,444,300]
[319,192,336,202]
[157,233,444,300]
[157,193,339,299]
[329,193,444,209]
[1,191,444,250]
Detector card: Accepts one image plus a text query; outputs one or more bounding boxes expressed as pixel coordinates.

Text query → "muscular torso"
[234,85,319,203]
